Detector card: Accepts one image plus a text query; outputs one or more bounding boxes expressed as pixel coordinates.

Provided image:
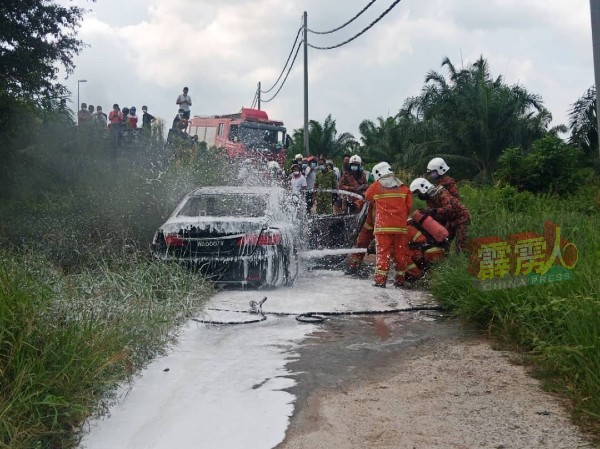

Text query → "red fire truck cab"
[187,107,288,165]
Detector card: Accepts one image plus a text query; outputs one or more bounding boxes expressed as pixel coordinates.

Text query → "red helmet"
[307,155,317,163]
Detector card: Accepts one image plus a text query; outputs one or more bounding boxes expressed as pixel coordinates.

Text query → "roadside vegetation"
[0,105,231,449]
[428,186,600,434]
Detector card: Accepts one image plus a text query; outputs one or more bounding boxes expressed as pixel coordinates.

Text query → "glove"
[367,241,376,254]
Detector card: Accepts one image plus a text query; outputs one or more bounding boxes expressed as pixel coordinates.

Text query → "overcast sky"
[64,0,594,139]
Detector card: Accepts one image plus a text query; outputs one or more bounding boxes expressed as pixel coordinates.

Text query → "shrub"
[430,185,600,432]
[496,136,592,196]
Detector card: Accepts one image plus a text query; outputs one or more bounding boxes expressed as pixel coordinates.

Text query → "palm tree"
[359,116,402,162]
[405,56,549,181]
[290,114,356,159]
[568,85,599,161]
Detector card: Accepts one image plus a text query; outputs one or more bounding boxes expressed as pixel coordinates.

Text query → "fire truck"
[186,107,289,165]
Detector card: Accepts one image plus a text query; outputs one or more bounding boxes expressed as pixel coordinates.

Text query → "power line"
[250,89,257,109]
[261,41,302,103]
[308,0,402,50]
[260,26,303,94]
[307,0,378,35]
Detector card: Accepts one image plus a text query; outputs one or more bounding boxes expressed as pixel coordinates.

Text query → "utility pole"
[257,81,261,110]
[590,0,600,157]
[303,11,309,156]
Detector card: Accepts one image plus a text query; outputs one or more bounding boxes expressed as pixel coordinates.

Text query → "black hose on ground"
[195,301,445,326]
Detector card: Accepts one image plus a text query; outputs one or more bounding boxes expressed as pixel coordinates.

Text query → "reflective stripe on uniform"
[374,227,407,233]
[373,193,407,200]
[412,230,422,242]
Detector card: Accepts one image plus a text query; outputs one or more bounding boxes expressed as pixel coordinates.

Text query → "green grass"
[429,184,600,436]
[0,249,212,449]
[0,129,228,448]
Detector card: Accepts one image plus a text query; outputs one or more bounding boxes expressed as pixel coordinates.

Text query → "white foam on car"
[155,186,302,288]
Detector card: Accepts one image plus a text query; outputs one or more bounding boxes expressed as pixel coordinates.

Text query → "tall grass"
[429,184,600,432]
[0,249,212,448]
[0,122,232,447]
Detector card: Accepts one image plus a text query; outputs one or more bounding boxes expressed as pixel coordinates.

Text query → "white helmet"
[372,162,393,180]
[294,153,303,161]
[267,160,280,171]
[427,157,449,175]
[409,177,434,194]
[349,155,362,165]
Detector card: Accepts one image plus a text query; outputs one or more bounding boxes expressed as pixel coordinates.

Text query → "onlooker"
[142,105,155,131]
[332,161,341,180]
[87,104,95,117]
[127,106,138,129]
[94,105,107,128]
[108,104,123,148]
[176,87,192,119]
[304,155,317,213]
[172,108,188,131]
[121,107,130,126]
[315,158,338,215]
[78,103,92,125]
[290,163,307,194]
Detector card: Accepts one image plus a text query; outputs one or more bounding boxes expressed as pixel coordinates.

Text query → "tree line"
[289,56,600,196]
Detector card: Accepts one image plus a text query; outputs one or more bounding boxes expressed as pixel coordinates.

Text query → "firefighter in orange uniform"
[364,162,412,288]
[405,219,448,280]
[345,202,375,275]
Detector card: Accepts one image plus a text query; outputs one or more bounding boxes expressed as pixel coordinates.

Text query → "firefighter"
[339,155,368,214]
[426,157,460,199]
[344,202,375,275]
[405,217,448,281]
[410,177,471,253]
[364,162,412,288]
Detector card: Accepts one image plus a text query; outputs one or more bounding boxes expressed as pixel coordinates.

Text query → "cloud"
[65,0,595,140]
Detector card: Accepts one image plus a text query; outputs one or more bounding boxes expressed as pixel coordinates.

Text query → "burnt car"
[307,189,368,249]
[151,186,300,288]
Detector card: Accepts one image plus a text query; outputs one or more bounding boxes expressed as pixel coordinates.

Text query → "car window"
[177,194,268,218]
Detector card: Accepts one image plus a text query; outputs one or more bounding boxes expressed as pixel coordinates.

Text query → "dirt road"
[278,316,593,449]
